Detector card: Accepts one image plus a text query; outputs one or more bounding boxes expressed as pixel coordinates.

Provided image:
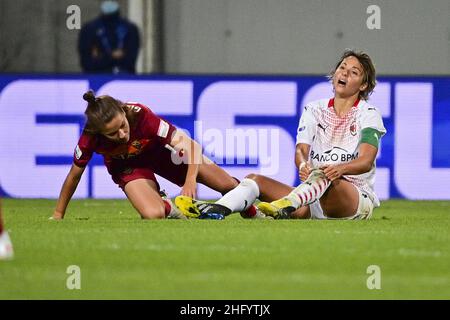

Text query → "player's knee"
[230,176,240,188]
[245,173,260,182]
[139,204,166,219]
[219,177,240,195]
[226,176,240,189]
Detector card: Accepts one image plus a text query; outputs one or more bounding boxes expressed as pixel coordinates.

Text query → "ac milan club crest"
[350,121,357,136]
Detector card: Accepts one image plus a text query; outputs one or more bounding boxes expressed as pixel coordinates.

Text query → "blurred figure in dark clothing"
[78,1,140,74]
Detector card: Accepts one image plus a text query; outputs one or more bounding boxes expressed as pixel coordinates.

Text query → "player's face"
[333,56,367,99]
[101,112,130,144]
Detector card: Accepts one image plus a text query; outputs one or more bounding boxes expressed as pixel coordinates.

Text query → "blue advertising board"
[0,75,449,199]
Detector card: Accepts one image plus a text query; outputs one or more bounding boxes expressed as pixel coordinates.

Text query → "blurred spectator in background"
[78,0,140,74]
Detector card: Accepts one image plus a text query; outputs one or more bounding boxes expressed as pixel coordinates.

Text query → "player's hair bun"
[83,90,96,104]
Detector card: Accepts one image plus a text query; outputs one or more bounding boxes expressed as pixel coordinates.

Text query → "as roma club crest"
[128,139,150,157]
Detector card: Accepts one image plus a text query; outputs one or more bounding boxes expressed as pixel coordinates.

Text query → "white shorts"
[309,187,374,220]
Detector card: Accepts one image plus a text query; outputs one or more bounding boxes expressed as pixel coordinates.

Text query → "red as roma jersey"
[73,103,177,175]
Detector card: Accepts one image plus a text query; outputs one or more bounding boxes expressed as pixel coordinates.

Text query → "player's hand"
[50,211,64,221]
[181,179,197,199]
[299,162,312,182]
[322,164,345,181]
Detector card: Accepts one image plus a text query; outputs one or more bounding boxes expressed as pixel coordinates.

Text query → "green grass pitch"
[1,199,449,299]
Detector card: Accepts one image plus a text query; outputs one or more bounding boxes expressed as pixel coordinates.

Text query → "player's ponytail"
[83,90,97,104]
[83,90,124,135]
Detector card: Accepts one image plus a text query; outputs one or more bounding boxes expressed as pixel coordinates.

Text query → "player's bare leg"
[124,179,185,219]
[196,156,239,194]
[319,179,359,218]
[245,173,293,202]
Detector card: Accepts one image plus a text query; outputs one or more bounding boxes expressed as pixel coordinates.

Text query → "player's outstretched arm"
[51,164,85,220]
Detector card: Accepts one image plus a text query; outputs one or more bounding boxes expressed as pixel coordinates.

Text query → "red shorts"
[110,148,188,190]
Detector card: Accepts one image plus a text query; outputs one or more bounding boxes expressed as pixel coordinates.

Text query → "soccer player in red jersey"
[51,90,239,220]
[0,198,14,260]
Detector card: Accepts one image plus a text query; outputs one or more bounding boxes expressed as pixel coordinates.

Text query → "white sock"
[216,178,260,212]
[285,169,331,208]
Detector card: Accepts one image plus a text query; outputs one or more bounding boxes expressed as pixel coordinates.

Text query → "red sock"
[240,205,257,218]
[163,200,171,217]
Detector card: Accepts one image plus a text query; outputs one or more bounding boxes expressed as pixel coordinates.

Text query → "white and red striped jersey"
[296,98,386,206]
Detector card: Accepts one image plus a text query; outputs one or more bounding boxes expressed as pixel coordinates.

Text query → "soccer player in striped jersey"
[176,50,386,220]
[52,90,240,220]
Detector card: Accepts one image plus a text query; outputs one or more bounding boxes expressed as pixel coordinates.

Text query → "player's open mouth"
[337,79,347,86]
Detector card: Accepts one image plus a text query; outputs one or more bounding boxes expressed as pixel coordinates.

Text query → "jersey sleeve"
[73,132,95,167]
[360,106,387,137]
[296,104,316,145]
[139,104,177,145]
